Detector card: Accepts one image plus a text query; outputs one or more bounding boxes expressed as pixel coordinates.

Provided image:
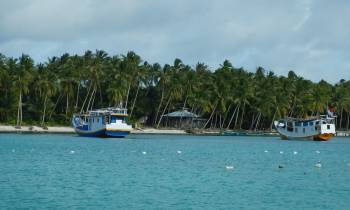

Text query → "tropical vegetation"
[0,51,349,130]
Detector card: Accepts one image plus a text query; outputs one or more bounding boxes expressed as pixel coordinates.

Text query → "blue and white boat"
[72,107,132,137]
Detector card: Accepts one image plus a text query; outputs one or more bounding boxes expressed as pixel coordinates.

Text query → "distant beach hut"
[161,109,205,129]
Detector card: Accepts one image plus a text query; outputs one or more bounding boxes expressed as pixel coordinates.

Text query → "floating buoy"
[293,151,298,155]
[315,150,320,154]
[315,163,322,168]
[11,149,15,153]
[142,151,147,155]
[177,150,182,154]
[264,150,269,153]
[280,151,284,154]
[70,150,75,154]
[225,165,234,170]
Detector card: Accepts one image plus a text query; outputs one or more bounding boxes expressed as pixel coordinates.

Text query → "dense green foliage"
[0,51,349,130]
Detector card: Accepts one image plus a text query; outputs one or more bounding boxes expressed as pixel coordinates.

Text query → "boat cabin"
[277,115,335,136]
[75,108,128,131]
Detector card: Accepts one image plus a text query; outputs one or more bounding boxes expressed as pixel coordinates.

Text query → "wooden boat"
[72,107,132,137]
[274,115,335,141]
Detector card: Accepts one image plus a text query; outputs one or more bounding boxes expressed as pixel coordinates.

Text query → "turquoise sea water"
[0,134,350,209]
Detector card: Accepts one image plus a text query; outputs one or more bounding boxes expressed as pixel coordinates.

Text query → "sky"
[0,0,349,83]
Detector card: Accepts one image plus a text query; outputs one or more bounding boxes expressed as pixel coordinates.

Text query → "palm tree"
[12,54,34,127]
[35,64,57,126]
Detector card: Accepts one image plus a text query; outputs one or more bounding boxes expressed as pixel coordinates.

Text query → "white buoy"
[293,151,298,155]
[315,163,322,168]
[264,150,269,153]
[142,151,147,155]
[280,151,284,154]
[11,149,15,153]
[70,150,75,154]
[316,150,320,154]
[225,165,234,170]
[177,150,182,154]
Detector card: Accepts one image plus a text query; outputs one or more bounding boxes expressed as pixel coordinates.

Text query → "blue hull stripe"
[75,128,130,138]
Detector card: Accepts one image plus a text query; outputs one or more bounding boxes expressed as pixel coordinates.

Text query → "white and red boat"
[274,115,336,141]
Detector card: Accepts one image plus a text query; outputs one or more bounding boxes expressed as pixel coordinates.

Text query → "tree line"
[0,50,350,130]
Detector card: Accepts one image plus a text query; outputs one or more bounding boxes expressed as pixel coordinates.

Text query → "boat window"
[303,128,305,133]
[295,122,301,127]
[97,118,99,123]
[110,116,124,123]
[327,125,330,129]
[295,128,298,133]
[315,121,319,125]
[315,126,318,130]
[303,122,308,126]
[309,122,314,126]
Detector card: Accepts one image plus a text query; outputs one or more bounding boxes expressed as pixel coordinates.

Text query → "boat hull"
[280,134,332,141]
[313,133,333,141]
[74,128,131,138]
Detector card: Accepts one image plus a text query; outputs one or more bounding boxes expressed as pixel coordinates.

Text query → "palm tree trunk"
[234,104,241,129]
[20,97,22,127]
[221,104,232,128]
[41,94,47,126]
[249,113,257,130]
[255,113,261,131]
[340,108,343,129]
[226,104,239,129]
[48,94,62,121]
[16,89,22,127]
[130,84,140,118]
[219,114,222,129]
[347,112,349,130]
[80,83,92,114]
[75,82,80,109]
[157,95,171,128]
[203,101,218,129]
[239,101,246,129]
[154,88,165,125]
[125,82,131,109]
[289,97,296,117]
[65,93,69,117]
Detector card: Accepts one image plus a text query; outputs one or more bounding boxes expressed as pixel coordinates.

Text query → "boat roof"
[282,115,335,122]
[76,107,128,116]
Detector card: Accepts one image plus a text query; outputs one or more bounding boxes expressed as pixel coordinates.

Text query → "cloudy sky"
[0,0,349,83]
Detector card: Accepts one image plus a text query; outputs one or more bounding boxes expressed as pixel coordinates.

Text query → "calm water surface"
[0,134,350,209]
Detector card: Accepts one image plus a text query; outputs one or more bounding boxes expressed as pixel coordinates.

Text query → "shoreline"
[0,125,188,135]
[1,125,349,137]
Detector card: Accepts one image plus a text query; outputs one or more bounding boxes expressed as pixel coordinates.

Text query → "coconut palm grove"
[0,50,349,130]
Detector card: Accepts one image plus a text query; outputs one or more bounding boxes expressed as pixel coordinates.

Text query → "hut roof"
[163,110,199,118]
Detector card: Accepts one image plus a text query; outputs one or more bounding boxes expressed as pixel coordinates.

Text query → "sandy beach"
[0,125,188,135]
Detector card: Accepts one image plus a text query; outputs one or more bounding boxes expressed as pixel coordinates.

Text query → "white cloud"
[0,0,349,83]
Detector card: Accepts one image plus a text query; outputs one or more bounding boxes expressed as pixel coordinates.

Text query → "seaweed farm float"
[72,107,132,137]
[274,115,336,141]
